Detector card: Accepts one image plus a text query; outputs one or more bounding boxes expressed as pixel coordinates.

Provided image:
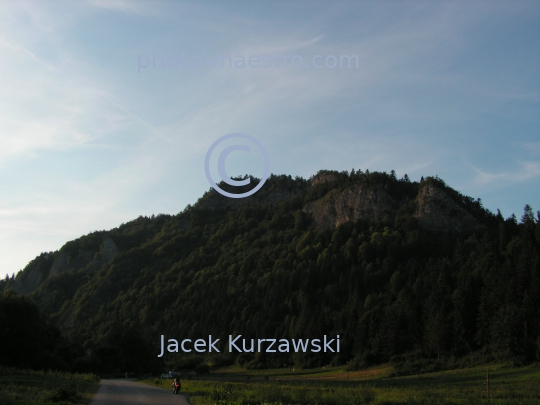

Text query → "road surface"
[90,379,190,405]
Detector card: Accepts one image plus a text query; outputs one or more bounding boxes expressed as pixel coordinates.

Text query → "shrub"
[195,362,210,374]
[49,384,77,403]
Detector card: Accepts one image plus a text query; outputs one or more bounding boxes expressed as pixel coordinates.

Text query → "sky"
[0,0,539,279]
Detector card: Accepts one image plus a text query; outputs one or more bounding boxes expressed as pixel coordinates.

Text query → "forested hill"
[1,169,539,374]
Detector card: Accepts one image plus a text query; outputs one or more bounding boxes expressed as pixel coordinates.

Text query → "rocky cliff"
[413,182,481,232]
[8,252,55,295]
[303,179,482,233]
[11,237,119,296]
[303,186,397,230]
[7,171,485,307]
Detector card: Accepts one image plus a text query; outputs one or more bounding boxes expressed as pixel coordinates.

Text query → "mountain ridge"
[2,168,538,373]
[8,170,487,297]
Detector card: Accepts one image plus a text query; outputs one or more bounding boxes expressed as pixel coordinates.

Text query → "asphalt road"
[90,379,190,405]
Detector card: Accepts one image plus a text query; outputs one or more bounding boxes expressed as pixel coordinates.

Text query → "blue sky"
[1,0,539,279]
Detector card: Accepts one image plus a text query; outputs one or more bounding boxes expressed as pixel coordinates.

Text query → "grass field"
[0,367,99,405]
[141,363,540,405]
[1,363,536,404]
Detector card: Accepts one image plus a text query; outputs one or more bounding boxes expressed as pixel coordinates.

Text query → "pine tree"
[521,204,536,225]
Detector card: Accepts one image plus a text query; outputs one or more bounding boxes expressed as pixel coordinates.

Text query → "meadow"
[0,362,537,404]
[142,363,540,405]
[0,367,99,405]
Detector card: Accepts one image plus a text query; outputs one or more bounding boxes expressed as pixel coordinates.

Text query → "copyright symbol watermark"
[204,133,270,198]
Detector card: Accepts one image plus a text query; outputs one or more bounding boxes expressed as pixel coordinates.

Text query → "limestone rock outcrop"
[413,182,480,233]
[303,181,481,233]
[12,238,120,295]
[303,186,397,231]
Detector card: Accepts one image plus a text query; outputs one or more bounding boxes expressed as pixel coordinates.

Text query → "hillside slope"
[1,170,538,373]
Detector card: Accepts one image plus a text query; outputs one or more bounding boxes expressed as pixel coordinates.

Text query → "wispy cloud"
[470,161,540,185]
[512,141,540,155]
[0,1,538,279]
[87,0,142,13]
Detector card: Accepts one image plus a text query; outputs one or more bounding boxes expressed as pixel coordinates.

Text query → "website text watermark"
[138,52,359,72]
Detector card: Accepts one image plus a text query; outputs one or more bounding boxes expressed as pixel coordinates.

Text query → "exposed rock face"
[48,252,70,279]
[101,237,120,263]
[303,181,481,233]
[87,237,120,272]
[303,186,397,231]
[12,238,121,295]
[14,238,121,323]
[14,269,43,294]
[48,250,93,279]
[311,172,338,186]
[414,182,480,232]
[49,251,95,280]
[9,253,54,295]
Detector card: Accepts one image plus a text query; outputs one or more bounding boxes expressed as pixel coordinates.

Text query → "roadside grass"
[140,363,540,405]
[0,367,99,405]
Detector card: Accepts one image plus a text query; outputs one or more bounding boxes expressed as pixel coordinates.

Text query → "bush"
[390,351,446,376]
[174,354,204,370]
[209,353,235,368]
[195,362,210,374]
[49,384,78,403]
[235,353,253,366]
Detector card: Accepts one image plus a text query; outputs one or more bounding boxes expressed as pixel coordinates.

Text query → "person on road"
[172,377,181,394]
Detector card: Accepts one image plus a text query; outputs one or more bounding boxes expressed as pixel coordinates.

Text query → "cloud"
[0,0,538,280]
[0,34,159,165]
[513,141,540,155]
[87,0,143,13]
[470,160,540,185]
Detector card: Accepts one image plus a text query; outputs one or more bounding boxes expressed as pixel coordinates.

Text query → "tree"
[521,204,536,225]
[0,291,66,370]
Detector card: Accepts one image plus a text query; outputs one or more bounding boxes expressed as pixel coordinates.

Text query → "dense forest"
[1,170,539,375]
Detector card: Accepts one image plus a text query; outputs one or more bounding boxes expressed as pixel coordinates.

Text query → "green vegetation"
[142,363,540,404]
[0,291,72,371]
[0,367,99,405]
[1,171,539,377]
